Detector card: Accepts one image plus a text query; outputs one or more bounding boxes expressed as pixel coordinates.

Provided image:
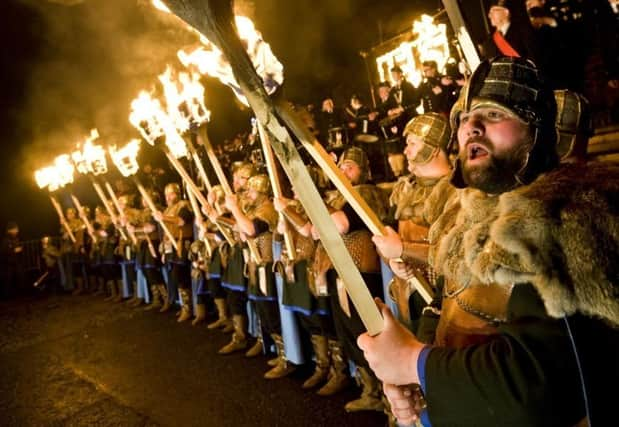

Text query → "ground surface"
[0,292,387,427]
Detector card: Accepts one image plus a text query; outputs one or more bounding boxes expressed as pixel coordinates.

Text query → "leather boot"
[72,277,84,296]
[177,289,192,323]
[113,280,124,302]
[88,275,97,293]
[245,335,263,358]
[192,303,206,326]
[207,298,231,330]
[103,280,117,302]
[264,334,296,379]
[221,320,234,333]
[302,335,330,389]
[316,340,351,396]
[127,282,141,307]
[218,315,248,354]
[344,366,384,413]
[93,277,105,296]
[159,285,172,313]
[143,284,162,311]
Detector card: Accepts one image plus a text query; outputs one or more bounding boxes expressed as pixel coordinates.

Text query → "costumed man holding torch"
[116,194,140,303]
[97,203,122,302]
[127,190,165,310]
[209,162,255,355]
[273,166,335,389]
[91,206,110,296]
[377,113,455,336]
[233,174,291,378]
[61,207,86,294]
[204,185,232,331]
[310,146,388,412]
[128,191,165,309]
[154,182,194,320]
[188,227,208,325]
[359,56,619,427]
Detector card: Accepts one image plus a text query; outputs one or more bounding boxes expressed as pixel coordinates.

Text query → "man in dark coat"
[480,0,540,64]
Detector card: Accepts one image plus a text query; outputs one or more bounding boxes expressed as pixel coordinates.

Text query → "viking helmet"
[554,90,592,161]
[164,183,181,196]
[247,174,271,195]
[449,56,558,188]
[403,113,450,165]
[233,162,256,180]
[211,184,225,205]
[118,194,135,207]
[338,146,371,184]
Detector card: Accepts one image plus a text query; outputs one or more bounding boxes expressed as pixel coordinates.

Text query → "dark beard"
[460,141,529,194]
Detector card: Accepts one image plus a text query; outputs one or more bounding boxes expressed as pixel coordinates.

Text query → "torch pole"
[102,182,137,245]
[256,123,295,261]
[70,193,97,244]
[185,181,213,257]
[198,129,232,195]
[162,148,234,246]
[90,179,129,241]
[184,134,213,192]
[49,195,76,243]
[197,128,262,264]
[132,179,178,251]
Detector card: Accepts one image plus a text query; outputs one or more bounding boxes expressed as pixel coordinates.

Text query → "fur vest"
[429,161,619,327]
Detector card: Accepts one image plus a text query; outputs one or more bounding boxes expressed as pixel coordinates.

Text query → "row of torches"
[33,9,280,253]
[33,3,449,313]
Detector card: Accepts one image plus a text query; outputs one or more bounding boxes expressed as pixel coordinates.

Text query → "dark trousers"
[327,270,383,367]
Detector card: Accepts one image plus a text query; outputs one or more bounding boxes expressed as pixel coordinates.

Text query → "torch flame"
[109,139,141,177]
[412,15,450,73]
[177,16,283,106]
[36,155,76,192]
[129,89,188,159]
[34,166,56,190]
[72,129,108,176]
[129,91,166,145]
[375,14,451,90]
[151,0,170,13]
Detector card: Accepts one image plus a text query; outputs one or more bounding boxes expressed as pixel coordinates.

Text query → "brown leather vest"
[163,200,193,242]
[434,280,514,348]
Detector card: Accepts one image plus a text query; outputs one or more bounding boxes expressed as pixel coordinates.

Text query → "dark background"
[0,0,445,239]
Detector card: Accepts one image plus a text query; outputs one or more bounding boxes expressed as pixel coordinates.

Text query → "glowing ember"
[109,139,141,177]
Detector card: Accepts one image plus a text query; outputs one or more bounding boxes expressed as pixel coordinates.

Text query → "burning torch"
[35,155,78,244]
[109,139,178,252]
[71,129,133,244]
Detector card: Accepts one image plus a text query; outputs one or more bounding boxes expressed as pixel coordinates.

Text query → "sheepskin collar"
[430,161,619,327]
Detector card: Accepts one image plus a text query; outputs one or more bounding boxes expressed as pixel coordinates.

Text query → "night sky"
[0,0,441,239]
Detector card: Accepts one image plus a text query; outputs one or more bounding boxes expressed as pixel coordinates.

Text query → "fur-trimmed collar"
[430,161,619,327]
